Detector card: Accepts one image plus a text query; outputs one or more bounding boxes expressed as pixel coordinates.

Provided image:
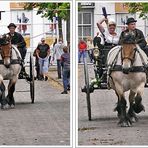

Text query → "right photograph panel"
[78,2,148,146]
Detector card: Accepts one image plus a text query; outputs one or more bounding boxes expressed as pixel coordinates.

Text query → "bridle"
[121,45,137,66]
[0,43,12,60]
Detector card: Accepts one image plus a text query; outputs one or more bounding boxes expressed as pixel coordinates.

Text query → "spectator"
[52,38,65,79]
[86,37,94,63]
[33,46,40,80]
[49,38,57,66]
[61,46,70,94]
[36,37,50,81]
[78,39,87,63]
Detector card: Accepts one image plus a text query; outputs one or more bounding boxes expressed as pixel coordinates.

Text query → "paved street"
[78,64,148,146]
[0,67,70,145]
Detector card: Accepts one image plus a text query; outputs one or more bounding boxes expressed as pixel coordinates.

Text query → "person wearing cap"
[119,17,147,53]
[7,23,27,60]
[97,17,119,47]
[7,23,29,79]
[36,38,50,81]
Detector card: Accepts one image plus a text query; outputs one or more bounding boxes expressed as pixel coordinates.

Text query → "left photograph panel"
[0,1,71,146]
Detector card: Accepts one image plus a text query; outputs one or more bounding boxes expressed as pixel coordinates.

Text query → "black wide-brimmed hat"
[126,17,137,25]
[7,23,17,28]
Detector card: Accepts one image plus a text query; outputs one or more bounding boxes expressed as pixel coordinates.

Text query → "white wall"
[0,1,11,34]
[0,2,67,49]
[93,2,147,38]
[94,2,116,36]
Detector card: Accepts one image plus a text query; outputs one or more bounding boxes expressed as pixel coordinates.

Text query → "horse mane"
[107,46,121,66]
[11,45,22,59]
[135,44,148,65]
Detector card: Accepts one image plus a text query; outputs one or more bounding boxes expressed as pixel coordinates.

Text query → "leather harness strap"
[0,59,21,65]
[111,65,146,73]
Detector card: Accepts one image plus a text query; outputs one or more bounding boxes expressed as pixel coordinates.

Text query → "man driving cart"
[7,23,30,80]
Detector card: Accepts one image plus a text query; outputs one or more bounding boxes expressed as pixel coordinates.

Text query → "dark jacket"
[119,28,147,49]
[8,32,26,49]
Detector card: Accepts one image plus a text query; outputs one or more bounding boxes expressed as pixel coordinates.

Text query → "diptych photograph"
[0,0,148,148]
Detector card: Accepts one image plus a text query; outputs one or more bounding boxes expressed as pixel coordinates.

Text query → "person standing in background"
[61,46,70,94]
[86,37,94,63]
[36,37,50,81]
[78,39,87,63]
[52,38,65,79]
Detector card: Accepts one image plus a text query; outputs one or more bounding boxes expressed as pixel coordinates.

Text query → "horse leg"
[114,86,131,127]
[127,90,138,122]
[132,92,145,114]
[0,81,9,109]
[114,91,121,117]
[6,79,16,108]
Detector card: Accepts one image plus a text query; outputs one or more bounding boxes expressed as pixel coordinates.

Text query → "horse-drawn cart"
[18,53,35,104]
[81,45,112,121]
[0,34,35,109]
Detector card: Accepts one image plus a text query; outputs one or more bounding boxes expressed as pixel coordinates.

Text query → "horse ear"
[5,34,11,43]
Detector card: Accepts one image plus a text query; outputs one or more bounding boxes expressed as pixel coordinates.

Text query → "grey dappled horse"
[0,34,21,109]
[107,32,148,127]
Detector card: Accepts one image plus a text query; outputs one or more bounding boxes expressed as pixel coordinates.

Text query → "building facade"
[0,2,67,51]
[78,2,148,42]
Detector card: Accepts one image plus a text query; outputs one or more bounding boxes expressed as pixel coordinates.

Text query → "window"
[78,12,92,41]
[11,10,31,36]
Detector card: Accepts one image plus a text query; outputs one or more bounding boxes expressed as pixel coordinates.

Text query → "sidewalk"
[47,65,63,90]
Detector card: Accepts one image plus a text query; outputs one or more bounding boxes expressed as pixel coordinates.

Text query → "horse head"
[121,32,137,74]
[0,34,12,68]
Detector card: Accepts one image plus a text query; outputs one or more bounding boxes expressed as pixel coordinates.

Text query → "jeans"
[57,59,62,78]
[62,69,70,91]
[38,57,49,74]
[78,51,86,63]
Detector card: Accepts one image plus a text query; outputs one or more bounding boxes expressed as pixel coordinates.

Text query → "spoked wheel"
[83,58,91,121]
[29,53,35,103]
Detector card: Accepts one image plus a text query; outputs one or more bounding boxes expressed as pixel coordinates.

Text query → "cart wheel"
[29,54,35,103]
[84,58,91,121]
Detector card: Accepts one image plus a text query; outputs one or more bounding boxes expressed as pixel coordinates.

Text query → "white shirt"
[103,30,119,45]
[53,42,65,60]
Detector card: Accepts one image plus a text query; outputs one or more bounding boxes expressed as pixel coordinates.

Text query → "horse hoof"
[120,121,131,127]
[1,104,9,110]
[10,104,15,109]
[118,119,132,127]
[133,104,145,113]
[130,117,138,123]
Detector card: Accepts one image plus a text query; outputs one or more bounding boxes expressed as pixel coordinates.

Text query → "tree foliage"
[24,3,70,20]
[127,3,148,19]
[24,2,70,39]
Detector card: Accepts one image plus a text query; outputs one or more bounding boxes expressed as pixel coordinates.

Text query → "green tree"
[24,2,70,41]
[127,3,148,19]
